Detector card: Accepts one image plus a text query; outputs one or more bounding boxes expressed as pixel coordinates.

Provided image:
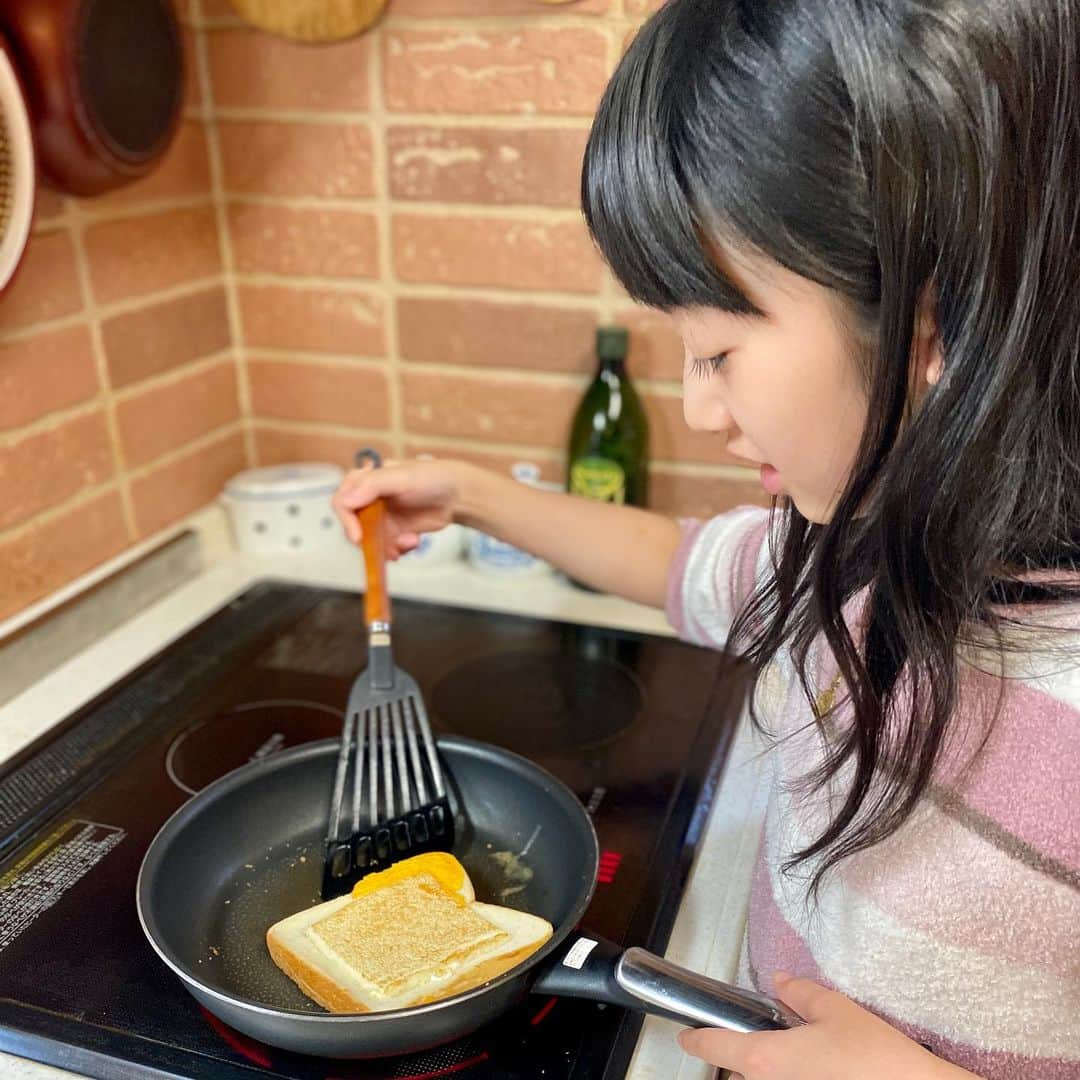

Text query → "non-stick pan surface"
[138,736,598,1058]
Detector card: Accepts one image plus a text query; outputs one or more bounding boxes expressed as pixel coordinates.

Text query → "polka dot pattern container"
[221,463,351,555]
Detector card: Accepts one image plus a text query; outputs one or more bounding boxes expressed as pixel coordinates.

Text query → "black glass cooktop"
[0,581,745,1079]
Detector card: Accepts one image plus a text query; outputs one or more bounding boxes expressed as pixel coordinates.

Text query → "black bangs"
[580,2,757,314]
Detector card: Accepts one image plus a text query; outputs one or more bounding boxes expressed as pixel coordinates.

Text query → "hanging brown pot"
[0,0,184,197]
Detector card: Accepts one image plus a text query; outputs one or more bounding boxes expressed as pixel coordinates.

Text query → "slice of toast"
[266,853,552,1013]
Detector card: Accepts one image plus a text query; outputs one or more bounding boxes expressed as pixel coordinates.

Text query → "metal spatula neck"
[367,627,394,689]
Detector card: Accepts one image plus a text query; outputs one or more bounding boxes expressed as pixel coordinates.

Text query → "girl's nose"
[683,381,735,434]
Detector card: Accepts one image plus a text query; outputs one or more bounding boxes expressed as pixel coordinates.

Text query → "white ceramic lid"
[222,463,344,501]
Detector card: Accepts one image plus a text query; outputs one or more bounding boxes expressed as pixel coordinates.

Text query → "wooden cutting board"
[228,0,388,42]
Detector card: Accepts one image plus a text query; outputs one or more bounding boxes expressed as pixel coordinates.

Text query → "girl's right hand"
[331,457,470,558]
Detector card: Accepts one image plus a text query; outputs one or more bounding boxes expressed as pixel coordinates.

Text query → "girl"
[333,0,1080,1076]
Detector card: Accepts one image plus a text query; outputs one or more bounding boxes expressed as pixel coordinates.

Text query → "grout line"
[0,479,128,546]
[123,420,244,485]
[211,107,596,129]
[64,203,138,540]
[59,194,214,226]
[229,276,600,306]
[191,9,256,468]
[401,360,588,389]
[196,13,617,32]
[224,193,379,210]
[404,432,563,459]
[0,275,618,350]
[253,418,393,438]
[245,349,389,370]
[109,349,236,403]
[0,423,246,547]
[227,192,583,215]
[400,359,680,394]
[0,277,227,346]
[1,398,106,446]
[383,201,586,221]
[231,271,381,289]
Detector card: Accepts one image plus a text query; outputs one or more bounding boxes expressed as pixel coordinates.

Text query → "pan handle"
[532,935,804,1033]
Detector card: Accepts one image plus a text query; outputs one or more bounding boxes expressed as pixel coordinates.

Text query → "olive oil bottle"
[567,326,649,507]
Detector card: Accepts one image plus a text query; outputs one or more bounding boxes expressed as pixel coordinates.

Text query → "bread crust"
[265,923,552,1014]
[266,927,372,1014]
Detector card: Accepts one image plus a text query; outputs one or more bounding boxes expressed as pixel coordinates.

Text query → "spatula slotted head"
[323,674,453,899]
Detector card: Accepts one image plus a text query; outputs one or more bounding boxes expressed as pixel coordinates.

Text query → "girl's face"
[671,246,870,524]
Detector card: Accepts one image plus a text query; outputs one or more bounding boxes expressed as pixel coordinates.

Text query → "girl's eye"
[690,353,728,377]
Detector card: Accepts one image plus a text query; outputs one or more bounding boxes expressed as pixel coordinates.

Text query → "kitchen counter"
[0,504,770,1080]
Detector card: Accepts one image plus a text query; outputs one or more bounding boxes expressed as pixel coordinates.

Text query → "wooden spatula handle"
[358,501,391,628]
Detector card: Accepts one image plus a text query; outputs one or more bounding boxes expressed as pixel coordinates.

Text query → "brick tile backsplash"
[403,369,579,447]
[388,126,588,207]
[0,231,82,333]
[238,285,387,355]
[0,491,129,622]
[117,361,241,468]
[85,207,221,305]
[229,204,379,279]
[131,430,246,537]
[650,470,771,519]
[398,296,595,372]
[255,426,393,470]
[208,29,371,111]
[218,120,375,198]
[0,411,113,531]
[103,287,231,389]
[383,29,608,116]
[0,327,99,430]
[249,357,391,428]
[0,5,758,621]
[394,214,603,293]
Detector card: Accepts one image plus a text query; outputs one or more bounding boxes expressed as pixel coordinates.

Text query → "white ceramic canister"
[400,522,467,567]
[466,462,557,577]
[221,463,350,555]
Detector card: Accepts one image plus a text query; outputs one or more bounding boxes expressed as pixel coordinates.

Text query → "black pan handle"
[532,934,804,1033]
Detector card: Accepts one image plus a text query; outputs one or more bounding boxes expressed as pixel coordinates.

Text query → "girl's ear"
[914,283,944,387]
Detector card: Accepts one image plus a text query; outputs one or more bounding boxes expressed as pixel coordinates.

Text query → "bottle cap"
[596,325,629,361]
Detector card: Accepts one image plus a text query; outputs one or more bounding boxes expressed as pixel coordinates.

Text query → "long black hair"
[582,0,1080,892]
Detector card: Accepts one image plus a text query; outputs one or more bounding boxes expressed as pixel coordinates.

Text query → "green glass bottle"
[567,326,649,507]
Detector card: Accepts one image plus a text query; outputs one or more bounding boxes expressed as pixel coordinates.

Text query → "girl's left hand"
[678,973,978,1080]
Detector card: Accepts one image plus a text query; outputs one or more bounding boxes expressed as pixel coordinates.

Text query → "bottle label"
[570,456,626,504]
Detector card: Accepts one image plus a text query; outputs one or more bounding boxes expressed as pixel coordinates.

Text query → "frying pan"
[138,736,801,1058]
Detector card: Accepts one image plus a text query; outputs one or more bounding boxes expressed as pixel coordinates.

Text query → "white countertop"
[0,504,769,1080]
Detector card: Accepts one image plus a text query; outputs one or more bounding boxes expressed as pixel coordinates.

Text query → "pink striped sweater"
[667,507,1080,1078]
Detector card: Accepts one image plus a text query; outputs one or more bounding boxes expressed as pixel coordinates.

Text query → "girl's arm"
[333,459,682,609]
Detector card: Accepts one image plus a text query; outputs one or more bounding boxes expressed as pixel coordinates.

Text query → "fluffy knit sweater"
[667,507,1080,1079]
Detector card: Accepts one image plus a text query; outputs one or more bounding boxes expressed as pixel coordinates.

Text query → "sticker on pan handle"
[0,820,125,952]
[563,937,599,970]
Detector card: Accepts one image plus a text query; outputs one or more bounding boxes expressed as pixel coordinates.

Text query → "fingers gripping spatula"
[322,449,453,900]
